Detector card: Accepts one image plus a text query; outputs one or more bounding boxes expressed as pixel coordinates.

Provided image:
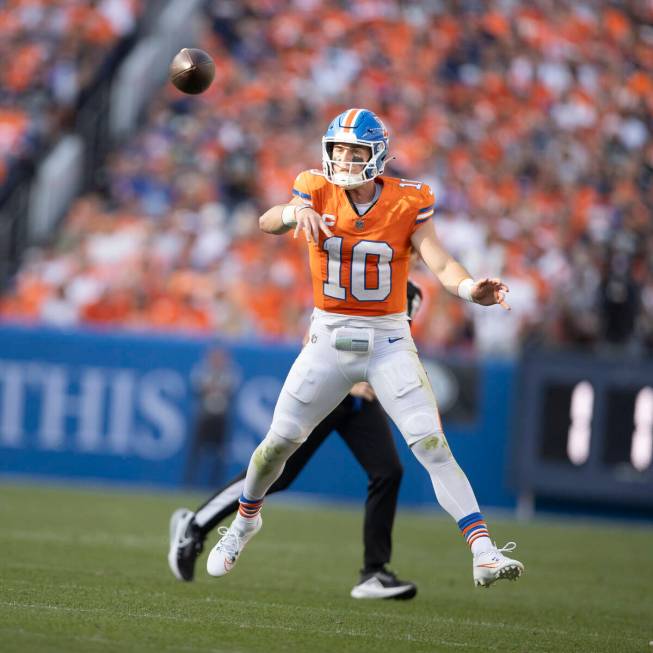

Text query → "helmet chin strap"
[332,172,366,189]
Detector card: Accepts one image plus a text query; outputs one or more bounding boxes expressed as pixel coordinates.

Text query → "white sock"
[411,439,481,521]
[232,512,260,535]
[471,537,494,556]
[410,435,502,557]
[242,431,301,500]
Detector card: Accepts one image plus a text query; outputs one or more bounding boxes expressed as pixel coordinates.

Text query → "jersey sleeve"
[411,183,436,233]
[290,170,315,206]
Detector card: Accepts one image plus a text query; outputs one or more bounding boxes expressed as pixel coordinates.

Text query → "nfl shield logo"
[355,219,365,230]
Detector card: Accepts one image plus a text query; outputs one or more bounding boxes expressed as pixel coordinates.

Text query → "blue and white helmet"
[322,108,390,189]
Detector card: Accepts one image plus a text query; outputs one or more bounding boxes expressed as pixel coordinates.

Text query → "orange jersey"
[291,170,435,316]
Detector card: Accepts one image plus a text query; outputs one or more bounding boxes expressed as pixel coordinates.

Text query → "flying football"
[169,48,215,94]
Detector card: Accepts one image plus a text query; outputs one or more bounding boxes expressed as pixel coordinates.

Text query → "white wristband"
[281,204,297,227]
[457,278,475,303]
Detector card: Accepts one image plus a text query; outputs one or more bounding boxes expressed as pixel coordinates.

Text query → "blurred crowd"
[0,0,142,184]
[1,0,652,355]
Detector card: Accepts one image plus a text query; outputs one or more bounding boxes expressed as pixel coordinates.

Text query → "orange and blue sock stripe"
[238,494,263,519]
[458,512,490,547]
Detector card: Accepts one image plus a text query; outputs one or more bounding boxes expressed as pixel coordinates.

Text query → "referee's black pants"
[195,395,403,573]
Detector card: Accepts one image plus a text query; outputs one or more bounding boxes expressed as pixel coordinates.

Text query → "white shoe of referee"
[350,567,417,600]
[473,541,524,588]
[206,515,262,577]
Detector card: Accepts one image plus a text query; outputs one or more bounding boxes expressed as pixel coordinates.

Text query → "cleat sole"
[474,563,524,588]
[498,564,523,581]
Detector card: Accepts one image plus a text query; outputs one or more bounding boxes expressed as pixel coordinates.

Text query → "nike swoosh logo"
[388,337,404,343]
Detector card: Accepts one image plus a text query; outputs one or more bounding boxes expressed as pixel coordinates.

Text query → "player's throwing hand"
[471,278,511,310]
[294,206,333,243]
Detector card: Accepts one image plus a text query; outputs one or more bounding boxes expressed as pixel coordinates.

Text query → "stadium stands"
[0,0,144,184]
[1,0,651,354]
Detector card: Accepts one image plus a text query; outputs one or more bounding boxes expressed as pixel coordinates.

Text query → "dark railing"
[0,160,34,286]
[0,27,141,290]
[75,32,137,192]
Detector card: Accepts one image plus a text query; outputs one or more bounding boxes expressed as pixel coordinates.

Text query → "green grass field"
[0,484,651,653]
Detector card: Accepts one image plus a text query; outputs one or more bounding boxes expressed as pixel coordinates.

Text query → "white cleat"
[206,516,262,577]
[473,541,524,588]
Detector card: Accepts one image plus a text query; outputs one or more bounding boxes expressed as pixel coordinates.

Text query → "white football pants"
[243,311,481,521]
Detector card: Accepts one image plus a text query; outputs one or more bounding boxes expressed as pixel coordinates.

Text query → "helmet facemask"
[322,139,387,189]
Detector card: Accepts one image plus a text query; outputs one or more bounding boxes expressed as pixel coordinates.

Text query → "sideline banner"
[0,325,516,507]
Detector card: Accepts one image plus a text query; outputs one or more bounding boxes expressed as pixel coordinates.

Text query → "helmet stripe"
[342,108,362,129]
[342,109,356,128]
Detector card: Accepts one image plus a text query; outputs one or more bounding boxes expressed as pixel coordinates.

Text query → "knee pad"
[252,432,300,476]
[399,410,441,443]
[269,412,308,442]
[411,432,454,466]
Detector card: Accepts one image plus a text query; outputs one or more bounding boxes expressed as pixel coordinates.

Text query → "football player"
[208,108,524,588]
[168,282,424,600]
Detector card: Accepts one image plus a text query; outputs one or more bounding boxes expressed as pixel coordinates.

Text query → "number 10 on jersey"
[323,237,393,302]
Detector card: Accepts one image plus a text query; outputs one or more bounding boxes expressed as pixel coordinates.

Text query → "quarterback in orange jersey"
[292,167,434,316]
[207,108,524,590]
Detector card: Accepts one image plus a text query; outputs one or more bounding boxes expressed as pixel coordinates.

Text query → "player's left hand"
[349,382,376,401]
[472,278,510,310]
